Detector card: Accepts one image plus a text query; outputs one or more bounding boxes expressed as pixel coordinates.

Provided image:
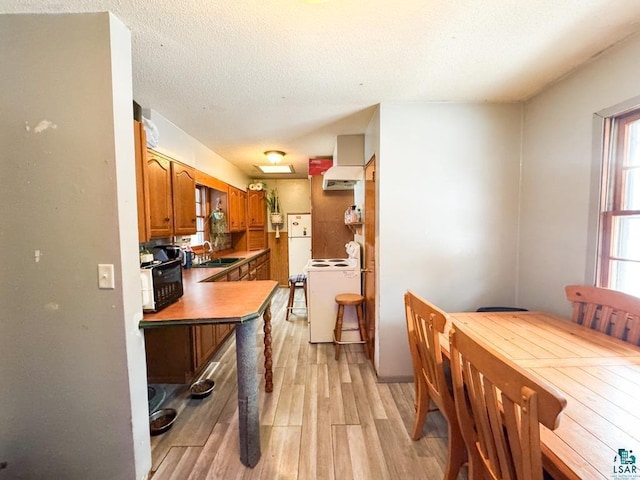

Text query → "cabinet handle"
[165,217,171,222]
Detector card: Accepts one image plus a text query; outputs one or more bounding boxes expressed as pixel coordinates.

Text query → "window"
[190,185,208,247]
[598,110,640,296]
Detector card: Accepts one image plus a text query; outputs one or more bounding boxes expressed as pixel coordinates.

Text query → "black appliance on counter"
[140,259,183,312]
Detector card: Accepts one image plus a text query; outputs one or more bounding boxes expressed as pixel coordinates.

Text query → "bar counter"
[139,255,278,468]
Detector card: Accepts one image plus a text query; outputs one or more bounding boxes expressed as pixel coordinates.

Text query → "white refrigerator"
[288,213,312,277]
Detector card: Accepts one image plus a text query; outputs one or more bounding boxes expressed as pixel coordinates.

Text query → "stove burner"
[334,263,349,267]
[312,263,330,267]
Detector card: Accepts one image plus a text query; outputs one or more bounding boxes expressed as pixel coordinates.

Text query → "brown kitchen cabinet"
[247,190,267,250]
[247,229,266,250]
[147,150,173,238]
[193,323,217,371]
[144,149,197,238]
[247,190,266,228]
[256,252,271,280]
[171,162,197,236]
[134,121,150,242]
[228,186,247,232]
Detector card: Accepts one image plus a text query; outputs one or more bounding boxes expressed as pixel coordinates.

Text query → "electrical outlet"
[98,264,115,289]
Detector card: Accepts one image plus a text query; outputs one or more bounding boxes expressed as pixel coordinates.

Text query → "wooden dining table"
[440,311,640,480]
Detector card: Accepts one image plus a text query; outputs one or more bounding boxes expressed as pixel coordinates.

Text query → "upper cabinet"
[228,186,247,232]
[247,190,266,228]
[171,162,197,236]
[147,151,173,238]
[144,148,197,239]
[247,190,266,250]
[134,121,151,242]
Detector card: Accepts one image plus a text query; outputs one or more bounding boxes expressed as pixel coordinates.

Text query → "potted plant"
[266,188,283,225]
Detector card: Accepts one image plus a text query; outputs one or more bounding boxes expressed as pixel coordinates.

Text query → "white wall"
[376,102,522,380]
[0,13,149,479]
[259,179,311,233]
[143,108,250,189]
[520,32,640,315]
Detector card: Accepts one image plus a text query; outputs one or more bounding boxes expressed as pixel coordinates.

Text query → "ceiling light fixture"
[264,150,286,164]
[256,164,294,174]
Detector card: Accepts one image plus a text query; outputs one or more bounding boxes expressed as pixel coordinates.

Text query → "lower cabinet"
[193,324,216,371]
[145,322,235,384]
[145,250,270,384]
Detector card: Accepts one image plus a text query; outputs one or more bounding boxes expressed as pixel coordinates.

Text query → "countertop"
[139,249,277,328]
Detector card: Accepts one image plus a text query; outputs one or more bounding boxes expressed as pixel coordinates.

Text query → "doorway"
[363,156,376,363]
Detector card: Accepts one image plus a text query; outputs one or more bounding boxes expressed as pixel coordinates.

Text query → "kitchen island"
[139,250,277,468]
[143,249,271,384]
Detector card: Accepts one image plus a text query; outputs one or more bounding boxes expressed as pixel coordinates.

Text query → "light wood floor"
[149,287,465,479]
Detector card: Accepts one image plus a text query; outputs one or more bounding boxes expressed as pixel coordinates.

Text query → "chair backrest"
[449,322,566,480]
[565,285,640,345]
[404,291,456,417]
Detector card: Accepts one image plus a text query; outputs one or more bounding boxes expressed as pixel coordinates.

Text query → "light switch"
[98,264,115,289]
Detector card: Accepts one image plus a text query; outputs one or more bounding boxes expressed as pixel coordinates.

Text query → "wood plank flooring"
[149,288,465,479]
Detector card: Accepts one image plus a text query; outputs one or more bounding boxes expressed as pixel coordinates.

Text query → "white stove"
[305,258,358,271]
[304,242,362,343]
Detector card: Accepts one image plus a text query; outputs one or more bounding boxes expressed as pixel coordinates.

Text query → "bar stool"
[333,293,369,359]
[286,274,307,321]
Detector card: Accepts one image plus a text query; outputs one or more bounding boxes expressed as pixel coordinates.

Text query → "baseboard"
[375,375,413,383]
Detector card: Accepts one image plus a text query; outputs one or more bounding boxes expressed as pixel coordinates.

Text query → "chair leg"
[356,303,370,358]
[334,304,345,360]
[286,282,295,321]
[444,419,467,480]
[411,377,430,440]
[303,281,308,308]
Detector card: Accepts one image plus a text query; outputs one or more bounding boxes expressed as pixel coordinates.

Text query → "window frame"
[597,109,640,291]
[191,184,210,247]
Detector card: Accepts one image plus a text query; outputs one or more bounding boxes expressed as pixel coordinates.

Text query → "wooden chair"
[404,291,466,480]
[565,284,640,345]
[448,322,567,480]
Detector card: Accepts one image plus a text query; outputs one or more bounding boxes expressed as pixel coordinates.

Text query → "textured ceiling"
[4,0,640,178]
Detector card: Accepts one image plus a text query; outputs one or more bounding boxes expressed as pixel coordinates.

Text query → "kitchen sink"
[194,257,242,268]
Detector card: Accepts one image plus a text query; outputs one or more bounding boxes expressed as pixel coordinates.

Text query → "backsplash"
[139,234,232,263]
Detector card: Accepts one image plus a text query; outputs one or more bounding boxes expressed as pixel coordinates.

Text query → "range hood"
[322,166,364,190]
[322,134,365,190]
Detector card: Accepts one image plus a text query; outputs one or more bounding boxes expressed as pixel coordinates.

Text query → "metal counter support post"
[235,318,260,467]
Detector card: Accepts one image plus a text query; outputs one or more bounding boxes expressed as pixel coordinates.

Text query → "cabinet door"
[171,162,197,236]
[247,228,266,250]
[193,324,217,371]
[227,266,241,281]
[238,189,247,229]
[134,121,150,242]
[228,187,247,232]
[256,255,271,280]
[228,187,238,231]
[147,152,173,238]
[247,190,265,228]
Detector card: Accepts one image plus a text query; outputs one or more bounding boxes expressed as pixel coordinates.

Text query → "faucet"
[202,241,213,260]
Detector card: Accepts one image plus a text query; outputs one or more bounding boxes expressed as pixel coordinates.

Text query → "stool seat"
[289,273,307,285]
[286,274,307,321]
[333,293,369,360]
[335,293,365,305]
